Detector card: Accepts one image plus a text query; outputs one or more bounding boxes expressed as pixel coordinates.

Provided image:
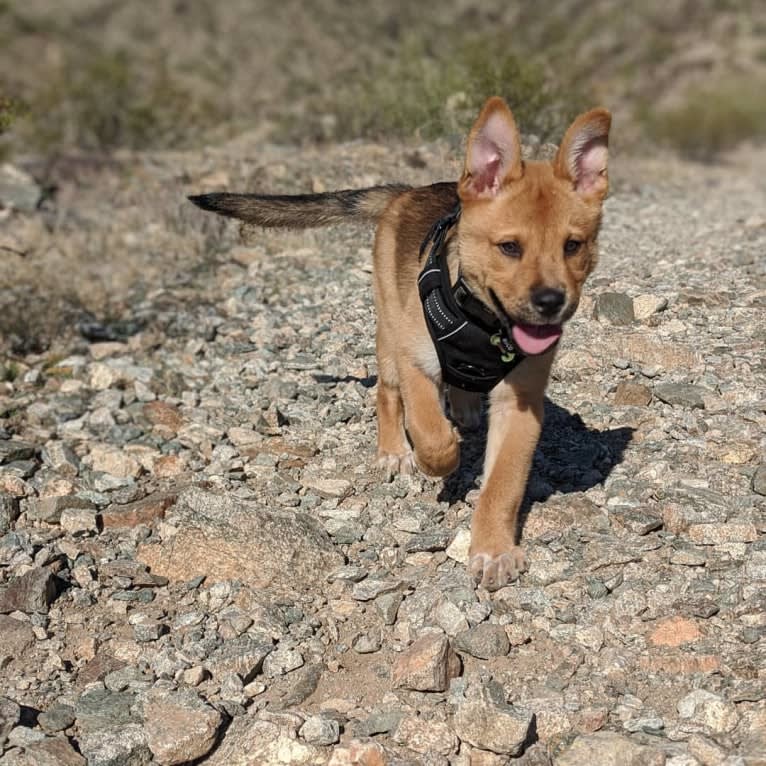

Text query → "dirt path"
[0,135,764,764]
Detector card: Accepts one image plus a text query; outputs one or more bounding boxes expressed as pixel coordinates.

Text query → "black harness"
[418,205,526,393]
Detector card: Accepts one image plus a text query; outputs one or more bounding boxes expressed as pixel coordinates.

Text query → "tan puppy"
[190,97,610,589]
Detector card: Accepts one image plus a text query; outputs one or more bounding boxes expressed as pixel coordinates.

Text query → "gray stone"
[595,292,635,325]
[404,529,451,553]
[262,646,303,677]
[327,565,368,583]
[654,383,707,409]
[5,726,47,749]
[0,165,41,212]
[26,496,95,524]
[453,686,533,756]
[38,703,76,733]
[677,689,739,734]
[0,440,35,465]
[392,716,459,756]
[374,591,403,625]
[352,578,401,601]
[454,623,510,659]
[77,725,152,766]
[432,598,469,636]
[75,688,140,731]
[132,620,168,643]
[446,528,471,564]
[0,697,20,749]
[0,568,58,614]
[0,494,19,534]
[352,632,382,653]
[353,711,404,737]
[280,664,323,708]
[40,442,80,476]
[555,731,665,765]
[60,508,99,535]
[299,715,340,746]
[205,637,273,682]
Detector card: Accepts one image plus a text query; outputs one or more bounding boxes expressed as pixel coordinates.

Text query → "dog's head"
[456,97,611,356]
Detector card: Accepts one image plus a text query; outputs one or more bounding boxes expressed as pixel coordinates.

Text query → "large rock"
[205,718,324,766]
[677,690,739,735]
[594,292,634,325]
[555,732,665,765]
[137,488,342,593]
[0,165,41,212]
[76,725,152,766]
[0,736,86,765]
[0,616,34,661]
[391,632,461,692]
[654,383,707,409]
[0,568,58,614]
[453,684,533,756]
[454,624,510,659]
[609,335,700,371]
[144,690,222,765]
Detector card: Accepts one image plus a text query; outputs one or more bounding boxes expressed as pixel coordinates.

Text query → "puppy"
[189,97,610,589]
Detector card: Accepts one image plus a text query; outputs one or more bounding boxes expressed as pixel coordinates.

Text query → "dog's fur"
[190,97,611,589]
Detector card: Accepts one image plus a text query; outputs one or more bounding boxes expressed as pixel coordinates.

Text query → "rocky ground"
[0,132,764,766]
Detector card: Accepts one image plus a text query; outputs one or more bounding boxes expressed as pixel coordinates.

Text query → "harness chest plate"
[417,206,525,393]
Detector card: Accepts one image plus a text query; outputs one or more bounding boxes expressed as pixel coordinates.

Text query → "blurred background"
[0,0,764,360]
[1,0,765,162]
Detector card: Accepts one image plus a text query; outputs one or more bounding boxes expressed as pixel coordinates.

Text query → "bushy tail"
[188,184,410,228]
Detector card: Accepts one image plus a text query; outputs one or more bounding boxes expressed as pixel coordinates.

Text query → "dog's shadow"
[439,397,634,514]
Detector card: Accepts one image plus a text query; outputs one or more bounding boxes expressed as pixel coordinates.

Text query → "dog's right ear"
[459,97,523,201]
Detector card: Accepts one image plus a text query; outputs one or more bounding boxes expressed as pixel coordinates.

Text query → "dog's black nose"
[531,288,566,317]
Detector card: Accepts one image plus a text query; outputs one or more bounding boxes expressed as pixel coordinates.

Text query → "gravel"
[0,135,763,764]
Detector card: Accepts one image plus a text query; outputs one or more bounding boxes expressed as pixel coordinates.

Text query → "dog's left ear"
[555,108,611,199]
[459,97,523,201]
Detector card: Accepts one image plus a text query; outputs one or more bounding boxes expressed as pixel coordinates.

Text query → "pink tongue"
[512,323,563,355]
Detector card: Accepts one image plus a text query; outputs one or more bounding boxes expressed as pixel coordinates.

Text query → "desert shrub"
[299,34,589,143]
[642,78,766,159]
[27,49,222,153]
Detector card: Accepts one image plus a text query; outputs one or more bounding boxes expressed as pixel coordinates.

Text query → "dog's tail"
[187,184,410,228]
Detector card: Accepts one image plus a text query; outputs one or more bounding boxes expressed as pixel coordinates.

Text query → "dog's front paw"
[413,426,460,477]
[377,450,417,480]
[469,547,527,591]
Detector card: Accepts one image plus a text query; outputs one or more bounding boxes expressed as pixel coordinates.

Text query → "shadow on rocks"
[439,398,634,514]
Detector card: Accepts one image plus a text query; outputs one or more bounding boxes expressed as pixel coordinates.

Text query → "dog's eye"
[564,239,582,255]
[498,241,522,258]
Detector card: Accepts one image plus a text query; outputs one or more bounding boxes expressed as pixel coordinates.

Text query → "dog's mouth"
[489,291,563,356]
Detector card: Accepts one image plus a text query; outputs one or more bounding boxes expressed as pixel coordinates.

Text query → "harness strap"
[418,205,525,393]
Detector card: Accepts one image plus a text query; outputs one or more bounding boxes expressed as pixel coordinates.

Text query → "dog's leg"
[448,387,483,430]
[375,327,415,478]
[469,355,553,590]
[399,361,460,477]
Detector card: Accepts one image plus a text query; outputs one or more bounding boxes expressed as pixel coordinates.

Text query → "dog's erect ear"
[459,97,523,201]
[555,108,611,199]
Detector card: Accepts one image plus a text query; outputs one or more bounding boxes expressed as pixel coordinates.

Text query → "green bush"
[643,78,766,159]
[26,49,223,153]
[302,35,588,143]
